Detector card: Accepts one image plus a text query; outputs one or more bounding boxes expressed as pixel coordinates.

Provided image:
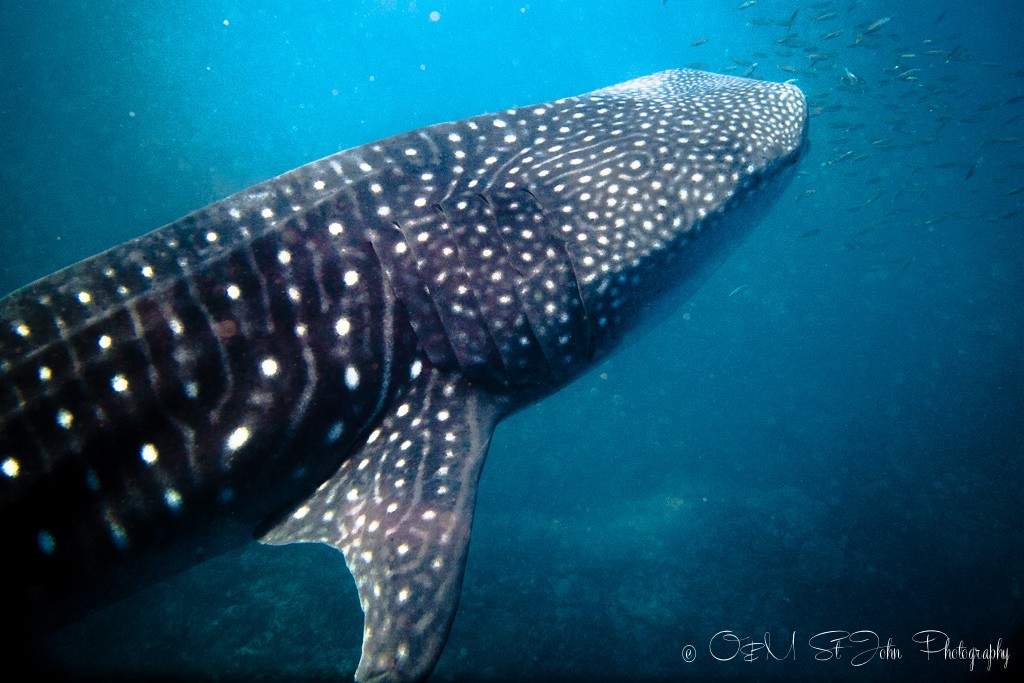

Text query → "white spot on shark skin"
[344,270,359,286]
[140,443,159,464]
[226,284,241,300]
[292,505,310,520]
[38,366,52,381]
[56,409,73,429]
[111,374,129,392]
[261,207,275,219]
[261,358,279,377]
[277,250,292,265]
[164,488,183,510]
[345,366,360,390]
[107,517,129,549]
[15,323,30,337]
[335,317,351,336]
[98,335,112,349]
[77,291,92,304]
[1,457,19,478]
[206,231,219,243]
[327,422,344,443]
[226,426,251,450]
[329,222,344,235]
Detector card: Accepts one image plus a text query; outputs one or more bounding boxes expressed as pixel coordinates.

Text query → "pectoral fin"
[260,366,504,682]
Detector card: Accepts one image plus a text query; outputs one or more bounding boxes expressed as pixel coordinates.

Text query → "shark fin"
[260,365,504,682]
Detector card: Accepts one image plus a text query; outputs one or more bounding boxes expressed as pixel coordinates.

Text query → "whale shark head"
[495,69,809,354]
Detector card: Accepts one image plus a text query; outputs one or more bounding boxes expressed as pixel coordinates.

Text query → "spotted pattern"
[0,69,806,678]
[262,366,504,682]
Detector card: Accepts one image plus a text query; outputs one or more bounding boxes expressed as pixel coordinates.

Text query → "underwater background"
[1,0,1021,681]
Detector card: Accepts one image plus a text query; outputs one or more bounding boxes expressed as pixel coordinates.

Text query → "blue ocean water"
[1,0,1021,681]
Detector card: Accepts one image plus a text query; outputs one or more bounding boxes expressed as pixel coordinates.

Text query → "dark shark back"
[0,167,424,630]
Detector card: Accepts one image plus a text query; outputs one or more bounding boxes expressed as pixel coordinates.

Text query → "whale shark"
[0,69,807,681]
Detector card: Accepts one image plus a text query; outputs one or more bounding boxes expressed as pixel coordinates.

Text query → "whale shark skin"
[0,69,807,681]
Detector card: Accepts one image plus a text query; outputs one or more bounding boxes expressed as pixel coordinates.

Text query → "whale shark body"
[0,69,807,681]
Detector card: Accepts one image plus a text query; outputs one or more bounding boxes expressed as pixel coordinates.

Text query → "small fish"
[966,157,982,180]
[813,11,838,21]
[796,228,822,238]
[728,284,749,297]
[736,0,757,10]
[863,16,892,34]
[825,150,854,166]
[842,68,864,84]
[778,9,800,27]
[945,44,966,62]
[820,30,843,40]
[692,36,709,46]
[778,65,802,74]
